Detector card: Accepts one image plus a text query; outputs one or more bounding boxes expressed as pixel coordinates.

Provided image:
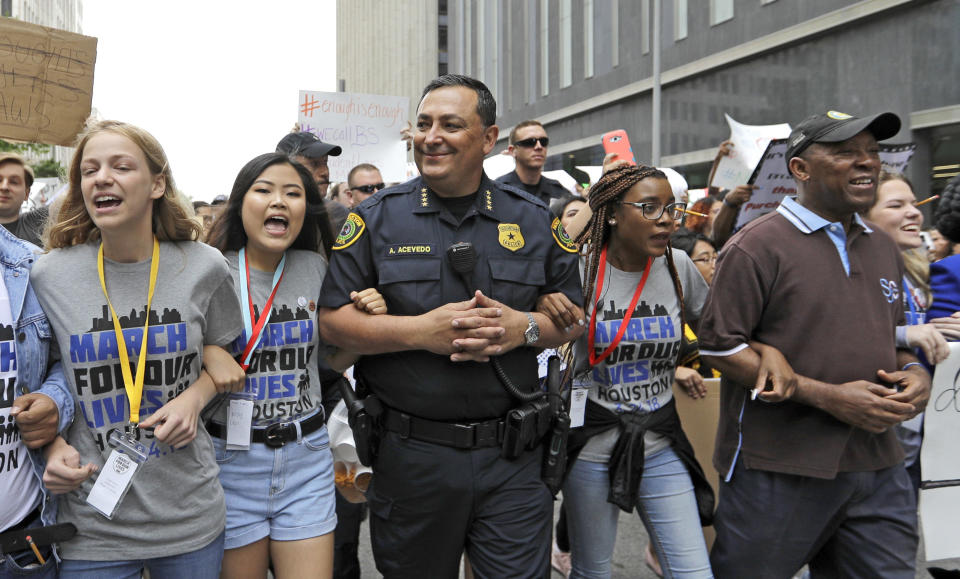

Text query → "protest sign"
[735,141,919,229]
[710,115,791,191]
[920,342,960,561]
[297,90,408,183]
[0,18,97,145]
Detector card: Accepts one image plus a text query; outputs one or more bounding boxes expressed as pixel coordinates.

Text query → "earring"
[608,219,616,226]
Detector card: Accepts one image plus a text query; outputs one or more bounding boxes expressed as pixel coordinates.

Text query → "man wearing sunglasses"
[344,163,385,209]
[497,120,568,205]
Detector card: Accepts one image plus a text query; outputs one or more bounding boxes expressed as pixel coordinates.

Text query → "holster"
[541,355,570,497]
[338,378,381,467]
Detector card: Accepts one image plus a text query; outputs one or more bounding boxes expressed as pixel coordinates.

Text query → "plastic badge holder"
[86,429,148,519]
[226,392,257,450]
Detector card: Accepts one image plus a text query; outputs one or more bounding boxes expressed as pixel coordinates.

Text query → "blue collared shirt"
[775,197,873,276]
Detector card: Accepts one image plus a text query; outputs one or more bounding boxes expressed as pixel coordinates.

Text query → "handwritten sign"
[297,90,408,183]
[920,342,960,561]
[0,18,97,145]
[735,140,919,229]
[710,114,791,191]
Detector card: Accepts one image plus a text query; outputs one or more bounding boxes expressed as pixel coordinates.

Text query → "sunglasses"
[514,137,549,148]
[351,183,385,194]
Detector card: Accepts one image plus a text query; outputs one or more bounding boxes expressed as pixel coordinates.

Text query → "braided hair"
[576,164,687,347]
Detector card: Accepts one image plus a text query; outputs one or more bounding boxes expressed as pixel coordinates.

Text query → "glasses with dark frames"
[514,137,549,148]
[620,201,687,221]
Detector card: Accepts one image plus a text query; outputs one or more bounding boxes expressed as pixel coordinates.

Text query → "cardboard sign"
[735,141,919,229]
[297,90,409,183]
[710,115,791,191]
[920,342,960,561]
[0,18,97,145]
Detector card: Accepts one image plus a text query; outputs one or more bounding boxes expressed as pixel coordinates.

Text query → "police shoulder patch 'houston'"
[333,212,366,250]
[551,217,579,253]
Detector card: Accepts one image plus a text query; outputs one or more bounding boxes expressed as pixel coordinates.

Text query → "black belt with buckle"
[207,410,325,448]
[381,407,505,449]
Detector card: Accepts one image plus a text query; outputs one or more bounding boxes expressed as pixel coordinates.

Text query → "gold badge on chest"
[498,223,524,251]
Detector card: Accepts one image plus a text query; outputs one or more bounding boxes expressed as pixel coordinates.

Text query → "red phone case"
[601,130,636,165]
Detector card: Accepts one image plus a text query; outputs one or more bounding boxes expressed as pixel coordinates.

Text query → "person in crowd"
[276,132,348,234]
[0,153,47,247]
[317,74,583,578]
[496,120,568,205]
[192,200,218,241]
[928,227,958,262]
[0,225,72,578]
[683,196,719,239]
[670,228,717,287]
[703,141,758,246]
[32,120,246,578]
[555,163,714,578]
[699,111,929,578]
[862,171,951,495]
[928,173,960,333]
[343,164,385,209]
[203,152,384,579]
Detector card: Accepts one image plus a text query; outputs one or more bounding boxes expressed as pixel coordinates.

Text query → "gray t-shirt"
[574,249,708,462]
[211,249,328,426]
[31,240,242,560]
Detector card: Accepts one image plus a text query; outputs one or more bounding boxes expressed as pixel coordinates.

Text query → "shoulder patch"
[551,217,578,253]
[333,212,366,250]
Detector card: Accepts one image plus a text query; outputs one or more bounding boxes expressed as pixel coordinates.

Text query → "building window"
[464,0,473,74]
[540,0,549,96]
[584,0,594,78]
[711,0,734,25]
[674,0,687,40]
[560,0,572,87]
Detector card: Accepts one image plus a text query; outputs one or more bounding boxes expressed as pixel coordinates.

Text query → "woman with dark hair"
[34,120,245,577]
[927,173,960,336]
[205,153,382,579]
[670,228,717,286]
[561,163,715,578]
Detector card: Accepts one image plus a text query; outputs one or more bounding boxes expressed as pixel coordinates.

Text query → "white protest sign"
[483,152,515,180]
[920,342,960,561]
[735,141,919,229]
[710,115,791,190]
[297,91,409,183]
[735,139,794,229]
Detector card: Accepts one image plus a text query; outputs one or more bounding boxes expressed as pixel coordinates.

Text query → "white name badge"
[569,388,588,428]
[227,398,254,450]
[86,449,140,519]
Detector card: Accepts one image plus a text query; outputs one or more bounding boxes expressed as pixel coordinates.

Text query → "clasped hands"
[421,290,527,362]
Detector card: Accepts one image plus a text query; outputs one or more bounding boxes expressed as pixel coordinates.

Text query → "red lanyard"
[588,245,653,367]
[237,248,286,371]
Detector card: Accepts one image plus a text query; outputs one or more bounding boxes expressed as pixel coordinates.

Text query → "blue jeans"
[58,531,224,579]
[563,447,712,579]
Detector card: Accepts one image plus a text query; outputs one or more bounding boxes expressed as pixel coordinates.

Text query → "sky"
[82,0,338,201]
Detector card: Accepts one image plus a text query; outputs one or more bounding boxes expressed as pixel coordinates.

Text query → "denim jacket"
[1,226,72,529]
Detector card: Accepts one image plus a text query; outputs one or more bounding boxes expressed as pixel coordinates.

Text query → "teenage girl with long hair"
[34,120,244,578]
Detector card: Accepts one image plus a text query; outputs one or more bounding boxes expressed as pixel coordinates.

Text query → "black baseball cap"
[276,132,342,158]
[785,110,901,163]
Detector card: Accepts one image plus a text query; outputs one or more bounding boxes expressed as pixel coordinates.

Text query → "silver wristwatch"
[523,312,540,345]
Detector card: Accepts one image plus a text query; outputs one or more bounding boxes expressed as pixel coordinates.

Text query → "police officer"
[496,120,569,207]
[318,74,583,578]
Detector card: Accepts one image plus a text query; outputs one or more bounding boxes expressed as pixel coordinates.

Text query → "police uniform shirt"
[319,175,582,421]
[496,170,569,207]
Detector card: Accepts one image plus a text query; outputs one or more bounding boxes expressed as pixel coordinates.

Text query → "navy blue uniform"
[496,170,569,207]
[319,174,582,578]
[320,174,581,421]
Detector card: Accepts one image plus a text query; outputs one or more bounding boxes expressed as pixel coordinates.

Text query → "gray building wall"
[448,0,959,190]
[336,0,440,122]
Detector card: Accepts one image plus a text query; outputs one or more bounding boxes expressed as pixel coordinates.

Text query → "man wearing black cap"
[697,111,929,578]
[276,131,349,232]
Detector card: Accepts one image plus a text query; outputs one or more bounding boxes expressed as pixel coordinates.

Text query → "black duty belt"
[207,410,325,448]
[381,407,505,449]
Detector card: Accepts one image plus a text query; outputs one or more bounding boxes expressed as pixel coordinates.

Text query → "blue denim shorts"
[213,423,338,550]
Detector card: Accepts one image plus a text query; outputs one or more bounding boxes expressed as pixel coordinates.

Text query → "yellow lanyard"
[97,238,160,425]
